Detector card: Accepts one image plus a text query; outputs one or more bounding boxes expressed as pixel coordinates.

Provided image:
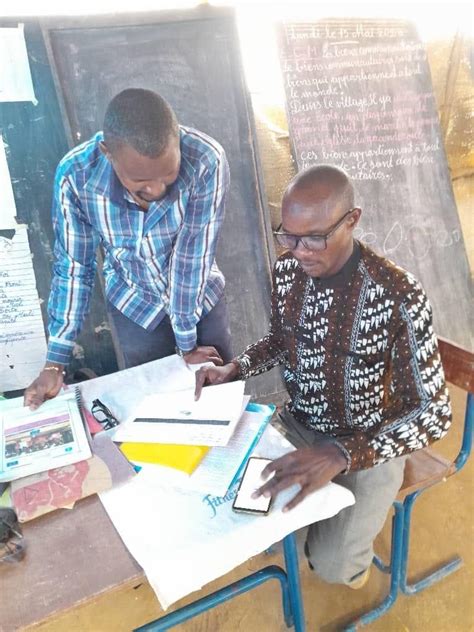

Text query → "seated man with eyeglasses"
[195,164,451,589]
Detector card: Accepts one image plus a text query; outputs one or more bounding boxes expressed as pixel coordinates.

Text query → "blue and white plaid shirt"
[47,126,230,365]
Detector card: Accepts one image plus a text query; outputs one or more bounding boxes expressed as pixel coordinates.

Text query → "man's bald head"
[279,165,361,278]
[283,165,354,218]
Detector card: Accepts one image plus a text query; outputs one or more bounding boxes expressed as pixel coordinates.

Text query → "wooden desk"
[0,357,274,631]
[0,494,307,632]
[0,356,310,630]
[0,496,142,631]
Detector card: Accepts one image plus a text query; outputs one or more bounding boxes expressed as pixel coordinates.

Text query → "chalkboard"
[277,19,473,350]
[0,21,118,391]
[40,8,282,398]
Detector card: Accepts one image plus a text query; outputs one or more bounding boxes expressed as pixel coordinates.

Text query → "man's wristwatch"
[175,345,197,358]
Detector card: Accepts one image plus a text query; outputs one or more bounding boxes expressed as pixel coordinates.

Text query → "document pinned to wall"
[0,136,18,230]
[0,225,47,392]
[0,24,37,104]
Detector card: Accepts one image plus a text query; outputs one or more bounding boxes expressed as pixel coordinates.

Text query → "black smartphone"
[232,456,274,515]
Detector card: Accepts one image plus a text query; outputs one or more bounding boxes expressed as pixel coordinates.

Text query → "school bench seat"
[345,337,474,630]
[398,447,456,498]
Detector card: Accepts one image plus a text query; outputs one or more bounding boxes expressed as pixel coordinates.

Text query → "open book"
[0,391,91,482]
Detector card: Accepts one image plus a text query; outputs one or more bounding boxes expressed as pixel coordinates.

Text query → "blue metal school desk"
[134,531,305,632]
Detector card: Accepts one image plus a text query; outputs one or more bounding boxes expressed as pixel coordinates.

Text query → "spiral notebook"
[0,391,91,483]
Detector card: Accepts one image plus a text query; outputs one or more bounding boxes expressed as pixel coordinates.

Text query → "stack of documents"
[112,380,248,478]
[112,380,246,447]
[78,357,253,478]
[132,402,274,498]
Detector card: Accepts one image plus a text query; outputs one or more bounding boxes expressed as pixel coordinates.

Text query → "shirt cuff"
[46,338,74,365]
[331,439,352,474]
[173,327,198,353]
[231,356,247,378]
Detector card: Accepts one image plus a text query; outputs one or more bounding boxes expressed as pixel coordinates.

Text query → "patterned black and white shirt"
[236,242,452,471]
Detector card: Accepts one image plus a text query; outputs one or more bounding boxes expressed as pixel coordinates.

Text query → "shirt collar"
[312,240,361,289]
[86,156,130,208]
[84,128,192,209]
[83,133,112,198]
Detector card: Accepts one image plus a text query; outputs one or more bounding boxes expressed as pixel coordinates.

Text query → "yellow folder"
[120,442,209,475]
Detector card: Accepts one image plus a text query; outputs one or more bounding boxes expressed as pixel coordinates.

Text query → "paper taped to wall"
[0,225,47,392]
[0,24,37,104]
[0,135,18,230]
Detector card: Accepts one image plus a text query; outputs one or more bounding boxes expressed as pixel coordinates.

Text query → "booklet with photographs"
[0,391,91,482]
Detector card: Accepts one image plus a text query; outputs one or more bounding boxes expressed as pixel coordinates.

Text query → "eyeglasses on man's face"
[273,208,358,252]
[91,399,120,430]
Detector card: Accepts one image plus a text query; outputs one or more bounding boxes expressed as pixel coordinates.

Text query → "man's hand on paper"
[184,345,224,366]
[194,361,240,400]
[252,443,348,512]
[23,366,64,410]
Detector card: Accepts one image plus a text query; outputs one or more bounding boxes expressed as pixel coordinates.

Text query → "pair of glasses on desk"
[91,399,120,431]
[0,508,25,565]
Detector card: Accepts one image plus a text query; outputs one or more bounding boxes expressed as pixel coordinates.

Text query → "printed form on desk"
[131,399,276,498]
[100,422,355,609]
[112,380,246,447]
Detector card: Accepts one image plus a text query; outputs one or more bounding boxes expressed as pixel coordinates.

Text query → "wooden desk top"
[0,495,143,631]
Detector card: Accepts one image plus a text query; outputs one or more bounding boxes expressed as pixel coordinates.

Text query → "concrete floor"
[29,384,473,632]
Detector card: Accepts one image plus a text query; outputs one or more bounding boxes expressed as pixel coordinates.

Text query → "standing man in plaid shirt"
[25,88,231,409]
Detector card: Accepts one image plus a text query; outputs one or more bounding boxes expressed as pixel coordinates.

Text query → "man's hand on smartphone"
[232,457,274,515]
[252,444,347,512]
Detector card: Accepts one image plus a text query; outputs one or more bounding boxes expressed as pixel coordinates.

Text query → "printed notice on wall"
[0,226,47,392]
[0,24,37,104]
[0,136,18,230]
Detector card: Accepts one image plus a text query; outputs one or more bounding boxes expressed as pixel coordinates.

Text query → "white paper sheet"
[100,424,355,610]
[78,354,200,423]
[0,135,18,229]
[112,381,246,446]
[0,25,37,104]
[0,225,47,391]
[134,402,277,498]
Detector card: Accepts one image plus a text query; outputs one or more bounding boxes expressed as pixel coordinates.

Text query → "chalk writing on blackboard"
[277,19,474,350]
[0,226,47,391]
[279,22,441,182]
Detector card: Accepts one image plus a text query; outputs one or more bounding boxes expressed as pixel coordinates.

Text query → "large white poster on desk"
[0,225,47,392]
[100,423,355,609]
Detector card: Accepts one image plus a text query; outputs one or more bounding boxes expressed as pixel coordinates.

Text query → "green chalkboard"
[1,9,284,399]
